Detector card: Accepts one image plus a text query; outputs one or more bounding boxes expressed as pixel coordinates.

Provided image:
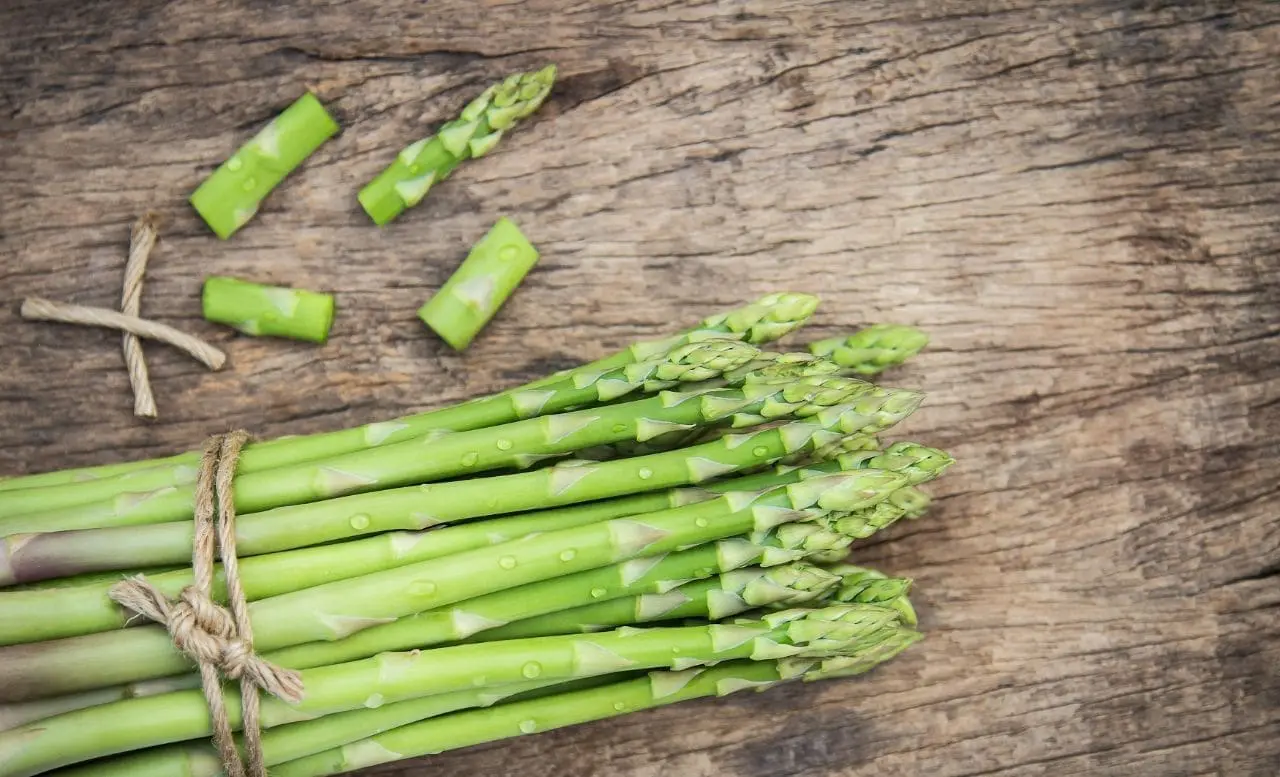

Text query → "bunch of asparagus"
[0,293,946,777]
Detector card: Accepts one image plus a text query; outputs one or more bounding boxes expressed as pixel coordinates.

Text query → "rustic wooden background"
[2,0,1277,775]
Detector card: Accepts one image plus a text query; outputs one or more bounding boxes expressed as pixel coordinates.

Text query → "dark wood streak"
[1,0,1278,775]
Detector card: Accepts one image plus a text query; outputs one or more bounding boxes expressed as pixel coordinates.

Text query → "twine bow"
[109,430,303,777]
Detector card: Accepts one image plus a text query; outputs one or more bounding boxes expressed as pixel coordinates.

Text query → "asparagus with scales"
[0,603,913,776]
[0,292,818,499]
[0,490,922,730]
[0,467,909,703]
[0,338,763,522]
[0,416,933,647]
[0,380,923,585]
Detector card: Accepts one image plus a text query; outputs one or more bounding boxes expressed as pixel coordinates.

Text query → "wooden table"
[2,1,1277,775]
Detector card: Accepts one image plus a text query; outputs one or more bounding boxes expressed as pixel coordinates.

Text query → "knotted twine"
[108,431,304,777]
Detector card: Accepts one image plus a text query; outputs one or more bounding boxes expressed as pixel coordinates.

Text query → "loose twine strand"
[121,213,161,417]
[108,431,304,777]
[20,297,226,370]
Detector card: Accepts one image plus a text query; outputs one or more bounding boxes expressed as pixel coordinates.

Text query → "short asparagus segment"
[808,324,930,376]
[418,217,540,350]
[0,292,816,498]
[0,338,760,521]
[359,66,557,226]
[0,369,891,537]
[189,91,340,239]
[0,469,908,703]
[0,604,913,776]
[201,277,336,343]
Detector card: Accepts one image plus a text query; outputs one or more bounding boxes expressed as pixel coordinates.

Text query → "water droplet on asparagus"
[242,177,256,191]
[559,549,577,561]
[695,517,709,528]
[590,587,607,599]
[637,467,653,480]
[226,157,243,171]
[752,446,769,457]
[518,719,538,734]
[613,701,627,711]
[409,579,437,596]
[349,514,371,530]
[500,246,520,261]
[364,693,384,708]
[522,662,543,678]
[612,423,628,433]
[462,452,480,466]
[496,439,513,450]
[499,555,518,569]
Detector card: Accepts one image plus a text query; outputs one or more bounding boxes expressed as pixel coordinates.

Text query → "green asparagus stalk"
[189,91,340,239]
[0,292,817,497]
[418,217,540,350]
[0,416,928,645]
[475,562,840,641]
[201,277,336,343]
[0,338,762,523]
[0,604,911,776]
[0,469,908,703]
[808,324,930,376]
[1,367,890,537]
[359,66,556,225]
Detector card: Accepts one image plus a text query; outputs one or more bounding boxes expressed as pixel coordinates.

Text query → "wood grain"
[1,1,1277,775]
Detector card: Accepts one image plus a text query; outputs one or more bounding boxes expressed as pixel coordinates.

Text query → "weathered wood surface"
[2,0,1278,775]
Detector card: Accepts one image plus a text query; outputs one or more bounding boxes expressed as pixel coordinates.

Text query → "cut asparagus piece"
[0,469,908,703]
[0,338,760,520]
[0,604,914,776]
[189,92,339,239]
[201,277,336,343]
[0,292,817,498]
[808,323,930,376]
[418,217,540,350]
[359,66,556,225]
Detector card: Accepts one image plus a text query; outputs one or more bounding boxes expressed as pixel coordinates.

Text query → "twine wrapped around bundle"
[108,431,304,777]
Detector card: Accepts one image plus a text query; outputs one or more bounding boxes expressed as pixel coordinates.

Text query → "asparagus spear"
[359,66,557,226]
[0,416,930,645]
[267,653,917,777]
[0,292,817,497]
[0,469,908,702]
[0,604,911,776]
[0,338,762,522]
[418,217,541,350]
[808,324,930,376]
[474,562,841,641]
[1,366,885,537]
[201,277,336,344]
[189,92,340,239]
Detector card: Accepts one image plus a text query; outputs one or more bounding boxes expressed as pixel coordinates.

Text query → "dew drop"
[752,446,770,457]
[409,164,421,173]
[612,423,628,433]
[462,452,480,466]
[590,587,608,599]
[613,701,627,711]
[521,662,543,679]
[499,555,518,570]
[518,719,538,734]
[559,549,577,562]
[226,157,243,171]
[349,513,371,530]
[496,439,514,451]
[242,177,257,191]
[499,246,520,262]
[364,693,384,708]
[637,467,653,480]
[409,579,437,596]
[671,647,681,654]
[695,517,710,528]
